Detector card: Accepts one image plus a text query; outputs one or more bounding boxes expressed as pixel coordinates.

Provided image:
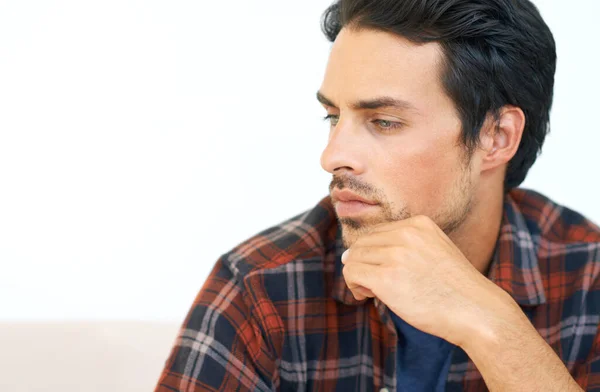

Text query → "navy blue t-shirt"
[390,311,457,391]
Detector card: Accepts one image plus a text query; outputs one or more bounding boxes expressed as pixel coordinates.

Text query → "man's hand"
[342,214,586,391]
[341,214,518,348]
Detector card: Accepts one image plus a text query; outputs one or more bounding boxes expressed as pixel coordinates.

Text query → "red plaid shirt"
[155,188,600,391]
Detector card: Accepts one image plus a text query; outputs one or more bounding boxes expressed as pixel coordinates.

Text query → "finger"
[342,263,380,296]
[342,245,397,266]
[366,215,440,238]
[355,225,432,252]
[366,219,411,234]
[351,285,375,301]
[352,228,409,247]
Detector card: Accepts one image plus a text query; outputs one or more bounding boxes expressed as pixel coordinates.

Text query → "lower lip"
[335,200,379,217]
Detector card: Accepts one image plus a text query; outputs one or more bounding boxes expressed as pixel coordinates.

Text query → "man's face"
[319,27,477,248]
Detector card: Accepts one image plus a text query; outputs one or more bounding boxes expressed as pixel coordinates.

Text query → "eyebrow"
[316,90,417,112]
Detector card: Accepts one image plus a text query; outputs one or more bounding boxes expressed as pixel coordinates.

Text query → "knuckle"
[342,263,354,279]
[412,214,428,224]
[412,214,434,227]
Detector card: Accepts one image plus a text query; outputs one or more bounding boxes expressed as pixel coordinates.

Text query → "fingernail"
[341,250,348,263]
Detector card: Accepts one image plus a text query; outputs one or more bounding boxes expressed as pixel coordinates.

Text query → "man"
[155,0,600,391]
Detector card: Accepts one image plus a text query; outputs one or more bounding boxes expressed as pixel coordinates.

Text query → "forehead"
[320,27,447,110]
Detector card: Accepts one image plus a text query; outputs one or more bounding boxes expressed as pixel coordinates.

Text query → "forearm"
[462,299,583,391]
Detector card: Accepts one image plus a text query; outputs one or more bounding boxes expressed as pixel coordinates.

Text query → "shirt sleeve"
[154,256,279,392]
[571,278,600,391]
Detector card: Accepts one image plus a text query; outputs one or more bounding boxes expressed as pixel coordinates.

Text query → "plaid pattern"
[155,188,600,391]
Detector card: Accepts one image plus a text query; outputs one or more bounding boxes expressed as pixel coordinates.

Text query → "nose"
[320,116,367,176]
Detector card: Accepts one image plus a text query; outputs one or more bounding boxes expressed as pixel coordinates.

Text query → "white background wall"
[0,0,598,322]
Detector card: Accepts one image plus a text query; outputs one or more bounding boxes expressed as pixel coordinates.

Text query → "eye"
[322,114,403,133]
[372,119,403,132]
[322,114,339,126]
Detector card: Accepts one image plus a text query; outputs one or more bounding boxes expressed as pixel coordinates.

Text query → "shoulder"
[509,189,600,370]
[509,187,600,244]
[217,195,339,286]
[510,188,600,301]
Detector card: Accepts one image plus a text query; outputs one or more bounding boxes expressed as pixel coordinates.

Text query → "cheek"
[383,136,462,211]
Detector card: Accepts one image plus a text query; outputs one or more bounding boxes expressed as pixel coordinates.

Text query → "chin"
[339,221,371,248]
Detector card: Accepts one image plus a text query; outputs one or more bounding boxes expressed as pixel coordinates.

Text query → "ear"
[478,105,525,173]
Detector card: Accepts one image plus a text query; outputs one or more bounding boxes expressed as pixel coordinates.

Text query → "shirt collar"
[329,190,546,308]
[486,191,547,306]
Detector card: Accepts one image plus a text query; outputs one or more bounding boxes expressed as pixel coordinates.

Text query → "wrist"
[457,285,528,353]
[456,292,583,392]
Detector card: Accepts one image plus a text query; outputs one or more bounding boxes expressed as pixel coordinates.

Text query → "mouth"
[334,200,379,217]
